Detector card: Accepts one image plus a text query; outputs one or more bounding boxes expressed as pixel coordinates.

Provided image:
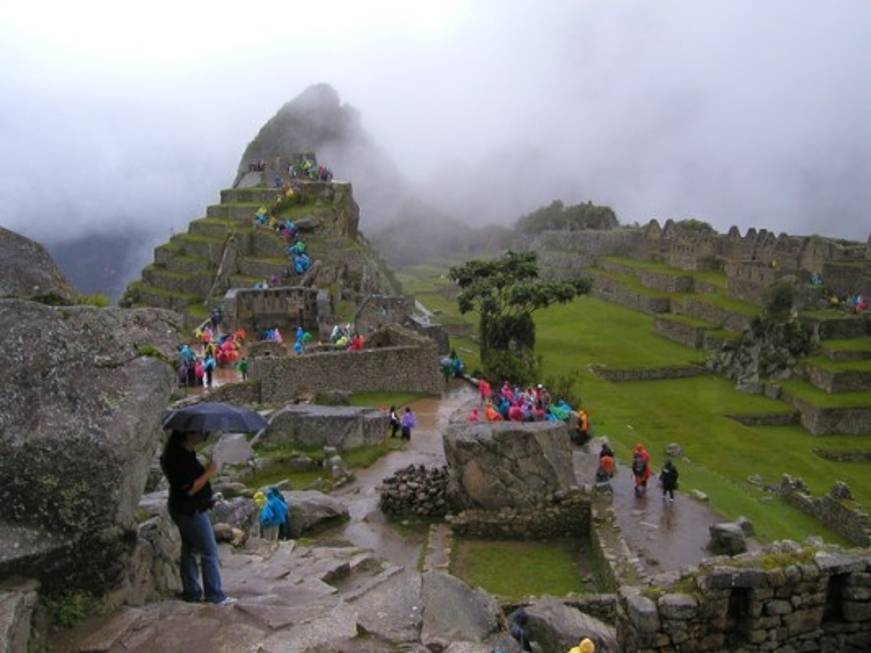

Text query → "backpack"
[632,453,647,476]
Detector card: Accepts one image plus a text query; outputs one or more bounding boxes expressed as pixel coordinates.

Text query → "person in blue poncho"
[256,487,288,541]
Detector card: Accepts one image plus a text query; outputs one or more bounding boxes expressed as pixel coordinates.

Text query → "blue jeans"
[169,508,226,603]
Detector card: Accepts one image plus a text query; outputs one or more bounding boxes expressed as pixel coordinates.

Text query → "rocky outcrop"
[707,317,813,393]
[125,492,181,605]
[283,490,349,538]
[0,226,74,303]
[0,298,179,593]
[443,421,577,510]
[419,571,503,649]
[524,596,617,653]
[261,404,388,452]
[0,578,40,653]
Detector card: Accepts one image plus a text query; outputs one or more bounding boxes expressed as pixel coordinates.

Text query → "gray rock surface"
[708,522,748,555]
[524,596,617,653]
[125,498,181,604]
[0,299,178,591]
[419,571,502,648]
[443,421,576,510]
[0,578,39,653]
[283,491,350,538]
[209,497,259,533]
[0,227,74,303]
[262,404,388,451]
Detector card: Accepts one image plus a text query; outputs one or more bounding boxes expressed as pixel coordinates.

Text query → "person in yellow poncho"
[567,638,595,653]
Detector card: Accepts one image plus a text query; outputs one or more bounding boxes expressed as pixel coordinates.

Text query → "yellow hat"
[568,639,595,653]
[254,491,267,507]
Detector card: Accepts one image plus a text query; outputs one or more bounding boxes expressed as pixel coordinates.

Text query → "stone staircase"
[123,181,400,326]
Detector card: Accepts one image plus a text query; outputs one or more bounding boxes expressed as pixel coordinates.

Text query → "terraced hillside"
[122,181,399,324]
[398,254,871,545]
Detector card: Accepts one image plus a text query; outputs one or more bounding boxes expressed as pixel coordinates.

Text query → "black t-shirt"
[162,443,213,515]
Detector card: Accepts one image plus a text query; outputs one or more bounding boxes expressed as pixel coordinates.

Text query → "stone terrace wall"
[616,545,871,653]
[778,475,871,547]
[591,274,671,314]
[447,489,590,539]
[251,344,442,403]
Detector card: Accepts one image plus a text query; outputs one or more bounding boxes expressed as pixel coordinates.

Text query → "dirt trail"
[327,382,476,568]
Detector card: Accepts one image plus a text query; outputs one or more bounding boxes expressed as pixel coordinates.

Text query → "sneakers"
[215,596,237,606]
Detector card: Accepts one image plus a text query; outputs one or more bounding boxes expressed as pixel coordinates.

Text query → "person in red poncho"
[631,442,652,496]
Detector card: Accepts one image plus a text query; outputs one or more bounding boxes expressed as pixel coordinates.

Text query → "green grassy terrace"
[397,259,869,543]
[802,356,871,373]
[821,337,871,353]
[781,379,871,408]
[603,256,729,289]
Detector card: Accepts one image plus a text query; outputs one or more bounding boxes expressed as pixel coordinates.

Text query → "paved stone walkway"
[573,437,758,573]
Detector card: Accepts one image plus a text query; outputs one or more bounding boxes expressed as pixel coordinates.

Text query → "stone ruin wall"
[777,476,871,548]
[224,286,320,335]
[250,326,442,403]
[528,218,871,301]
[616,547,871,653]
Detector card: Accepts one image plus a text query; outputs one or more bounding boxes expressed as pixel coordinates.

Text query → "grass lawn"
[802,356,871,373]
[244,439,407,490]
[399,258,869,543]
[450,538,595,600]
[536,296,869,543]
[780,380,871,409]
[821,337,871,353]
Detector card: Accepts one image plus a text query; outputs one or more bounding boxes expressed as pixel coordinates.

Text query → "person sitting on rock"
[568,638,596,653]
[467,407,480,423]
[508,401,524,422]
[508,608,532,652]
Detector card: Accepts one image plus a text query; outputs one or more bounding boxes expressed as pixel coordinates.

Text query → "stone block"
[766,599,794,616]
[625,594,660,633]
[658,593,698,620]
[782,607,823,636]
[843,600,871,622]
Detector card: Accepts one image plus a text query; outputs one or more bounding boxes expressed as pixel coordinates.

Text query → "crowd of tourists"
[252,205,312,279]
[177,324,248,389]
[288,157,333,181]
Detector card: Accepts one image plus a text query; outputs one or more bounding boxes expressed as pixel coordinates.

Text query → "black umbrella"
[162,402,268,433]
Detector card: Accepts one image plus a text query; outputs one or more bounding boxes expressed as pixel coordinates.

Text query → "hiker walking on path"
[160,430,233,605]
[631,442,652,497]
[388,406,401,438]
[237,357,248,381]
[659,460,679,503]
[401,406,416,440]
[203,354,216,388]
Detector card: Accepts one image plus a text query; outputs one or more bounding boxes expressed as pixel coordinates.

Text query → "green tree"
[449,251,590,383]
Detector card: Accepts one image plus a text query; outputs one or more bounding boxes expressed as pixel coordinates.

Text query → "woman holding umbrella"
[160,402,267,605]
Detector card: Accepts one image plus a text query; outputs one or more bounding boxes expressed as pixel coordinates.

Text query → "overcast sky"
[1,0,870,249]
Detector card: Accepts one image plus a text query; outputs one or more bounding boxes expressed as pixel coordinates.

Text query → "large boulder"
[262,405,388,451]
[419,571,503,649]
[443,421,577,510]
[523,596,617,652]
[209,497,259,533]
[283,491,349,538]
[0,297,179,593]
[0,227,74,303]
[708,522,748,555]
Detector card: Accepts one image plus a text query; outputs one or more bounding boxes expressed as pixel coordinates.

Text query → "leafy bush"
[764,282,795,321]
[543,368,583,407]
[42,591,104,628]
[482,349,539,386]
[75,293,111,307]
[674,219,716,234]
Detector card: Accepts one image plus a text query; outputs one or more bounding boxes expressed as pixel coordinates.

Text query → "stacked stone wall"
[591,364,706,383]
[378,465,450,517]
[591,275,671,314]
[806,364,871,393]
[784,394,871,436]
[777,476,871,547]
[654,317,707,349]
[251,344,441,403]
[448,489,590,540]
[616,546,871,653]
